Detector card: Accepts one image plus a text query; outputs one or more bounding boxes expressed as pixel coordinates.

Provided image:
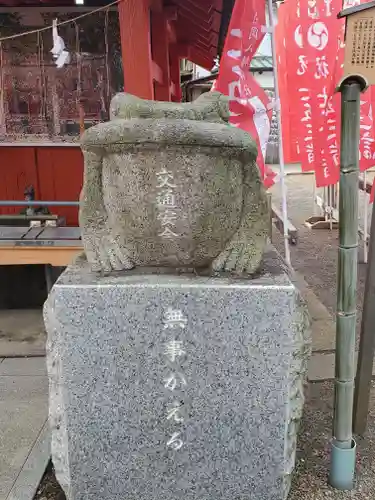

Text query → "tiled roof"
[250,55,273,70]
[211,55,273,75]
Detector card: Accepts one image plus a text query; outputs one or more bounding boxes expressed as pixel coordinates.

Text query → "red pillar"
[118,0,154,100]
[169,45,182,102]
[151,12,171,101]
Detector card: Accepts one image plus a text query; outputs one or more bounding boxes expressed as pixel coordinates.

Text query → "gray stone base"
[44,247,311,500]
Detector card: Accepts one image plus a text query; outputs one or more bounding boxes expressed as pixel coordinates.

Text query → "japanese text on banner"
[215,0,274,186]
[279,0,375,186]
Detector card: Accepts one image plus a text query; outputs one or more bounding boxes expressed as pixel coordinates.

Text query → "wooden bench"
[0,226,82,267]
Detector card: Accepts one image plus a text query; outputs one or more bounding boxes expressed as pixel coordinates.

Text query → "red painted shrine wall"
[0,146,83,226]
[0,1,219,229]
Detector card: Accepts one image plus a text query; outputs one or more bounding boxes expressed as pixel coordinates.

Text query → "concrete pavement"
[0,310,46,358]
[0,357,49,500]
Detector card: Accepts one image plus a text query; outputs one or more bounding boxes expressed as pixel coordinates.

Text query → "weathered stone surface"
[45,247,311,500]
[79,92,268,274]
[109,91,231,122]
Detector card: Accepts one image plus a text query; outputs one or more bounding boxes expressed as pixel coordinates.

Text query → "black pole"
[353,201,375,435]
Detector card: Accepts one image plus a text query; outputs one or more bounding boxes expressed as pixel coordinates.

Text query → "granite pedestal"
[44,248,310,500]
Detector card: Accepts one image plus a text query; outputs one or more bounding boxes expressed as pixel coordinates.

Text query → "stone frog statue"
[79,91,269,274]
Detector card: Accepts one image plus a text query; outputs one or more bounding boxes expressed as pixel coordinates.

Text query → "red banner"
[215,0,274,187]
[334,0,375,172]
[276,3,298,164]
[278,0,375,187]
[359,90,375,170]
[222,0,267,63]
[282,0,342,185]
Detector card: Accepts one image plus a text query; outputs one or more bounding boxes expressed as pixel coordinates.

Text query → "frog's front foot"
[83,230,135,273]
[211,239,263,275]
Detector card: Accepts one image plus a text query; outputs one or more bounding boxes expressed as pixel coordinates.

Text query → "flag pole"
[266,0,291,267]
